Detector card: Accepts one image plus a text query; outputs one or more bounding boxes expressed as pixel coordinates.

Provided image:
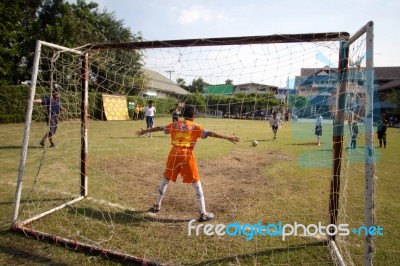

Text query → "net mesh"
[13,32,372,265]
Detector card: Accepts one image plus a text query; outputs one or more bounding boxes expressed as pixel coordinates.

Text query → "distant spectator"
[133,104,140,120]
[169,103,181,122]
[315,114,323,145]
[284,112,290,122]
[143,100,156,137]
[377,114,388,148]
[138,104,144,120]
[350,122,359,149]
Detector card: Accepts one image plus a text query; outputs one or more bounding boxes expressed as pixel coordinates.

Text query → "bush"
[0,85,30,123]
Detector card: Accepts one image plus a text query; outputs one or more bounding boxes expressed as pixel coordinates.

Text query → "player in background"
[269,112,282,140]
[169,103,181,122]
[143,100,156,137]
[136,105,240,222]
[350,121,359,149]
[377,113,388,148]
[33,89,65,148]
[315,114,323,145]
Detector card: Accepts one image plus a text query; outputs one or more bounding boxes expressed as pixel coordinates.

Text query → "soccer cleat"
[39,141,45,147]
[148,204,160,213]
[198,212,214,222]
[50,143,56,148]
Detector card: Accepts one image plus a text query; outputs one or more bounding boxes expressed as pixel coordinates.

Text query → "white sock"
[192,181,206,214]
[155,177,170,207]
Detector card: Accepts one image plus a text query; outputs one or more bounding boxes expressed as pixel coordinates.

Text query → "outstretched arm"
[136,126,163,136]
[206,131,240,144]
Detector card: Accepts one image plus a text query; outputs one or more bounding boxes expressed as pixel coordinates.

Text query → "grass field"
[0,117,399,265]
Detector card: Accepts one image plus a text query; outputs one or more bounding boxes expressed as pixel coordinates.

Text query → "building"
[376,68,400,118]
[137,68,189,99]
[203,85,234,95]
[203,83,281,118]
[295,66,400,119]
[234,83,278,95]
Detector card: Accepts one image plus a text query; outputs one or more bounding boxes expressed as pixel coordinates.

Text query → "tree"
[0,0,43,84]
[0,0,143,86]
[225,79,233,85]
[386,90,400,114]
[176,78,189,91]
[184,92,206,112]
[289,95,308,110]
[190,77,209,93]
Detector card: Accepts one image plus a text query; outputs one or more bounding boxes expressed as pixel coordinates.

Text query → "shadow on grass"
[192,241,326,266]
[246,139,270,143]
[109,135,169,139]
[0,231,70,266]
[0,197,76,206]
[0,145,39,150]
[286,142,318,146]
[69,207,193,224]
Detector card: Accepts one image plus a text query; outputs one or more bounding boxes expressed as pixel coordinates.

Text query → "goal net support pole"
[11,40,42,224]
[363,21,375,266]
[344,21,375,266]
[80,52,89,197]
[330,38,349,242]
[12,41,87,224]
[329,21,375,266]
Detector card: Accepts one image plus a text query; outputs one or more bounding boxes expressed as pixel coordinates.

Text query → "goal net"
[12,23,375,265]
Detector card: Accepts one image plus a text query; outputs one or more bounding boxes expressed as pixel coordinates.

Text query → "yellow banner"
[102,94,129,120]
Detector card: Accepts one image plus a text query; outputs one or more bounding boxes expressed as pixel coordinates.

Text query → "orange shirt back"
[164,120,206,149]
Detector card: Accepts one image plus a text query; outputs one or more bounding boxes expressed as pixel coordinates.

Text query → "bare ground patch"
[94,148,295,220]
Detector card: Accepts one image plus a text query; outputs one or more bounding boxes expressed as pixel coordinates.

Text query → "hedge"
[0,85,281,123]
[0,85,182,123]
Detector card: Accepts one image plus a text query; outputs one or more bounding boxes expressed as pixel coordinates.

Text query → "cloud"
[178,5,212,24]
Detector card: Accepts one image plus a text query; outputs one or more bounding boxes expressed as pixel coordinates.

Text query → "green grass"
[0,118,399,265]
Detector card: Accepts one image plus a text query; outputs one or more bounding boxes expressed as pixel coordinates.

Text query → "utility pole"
[166,70,174,80]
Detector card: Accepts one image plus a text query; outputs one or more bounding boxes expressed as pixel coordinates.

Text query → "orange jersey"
[164,120,207,149]
[163,120,208,183]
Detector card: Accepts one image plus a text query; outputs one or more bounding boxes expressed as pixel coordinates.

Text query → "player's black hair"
[182,105,196,118]
[148,100,154,104]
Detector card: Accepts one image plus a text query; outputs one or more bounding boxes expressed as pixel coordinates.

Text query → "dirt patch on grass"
[96,148,294,220]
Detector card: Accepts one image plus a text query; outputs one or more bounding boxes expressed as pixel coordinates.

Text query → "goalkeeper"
[136,105,240,222]
[33,89,64,148]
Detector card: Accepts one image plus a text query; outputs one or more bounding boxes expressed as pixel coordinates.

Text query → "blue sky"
[89,0,399,68]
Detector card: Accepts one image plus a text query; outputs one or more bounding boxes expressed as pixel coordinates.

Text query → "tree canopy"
[0,0,142,85]
[386,90,400,115]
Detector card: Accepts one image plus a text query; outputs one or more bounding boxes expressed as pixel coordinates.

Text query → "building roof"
[300,66,338,76]
[309,94,332,105]
[300,66,400,81]
[297,67,339,87]
[374,67,400,80]
[203,85,234,95]
[277,88,296,95]
[298,74,338,86]
[234,82,278,89]
[141,68,189,96]
[378,79,400,91]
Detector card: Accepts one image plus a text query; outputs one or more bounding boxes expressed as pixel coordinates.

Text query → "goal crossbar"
[82,32,350,50]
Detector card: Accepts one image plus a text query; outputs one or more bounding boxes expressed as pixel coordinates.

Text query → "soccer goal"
[12,22,376,265]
